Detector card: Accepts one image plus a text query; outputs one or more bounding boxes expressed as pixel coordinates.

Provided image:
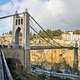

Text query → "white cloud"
[47,0,65,16]
[0,0,65,32]
[0,0,80,35]
[0,0,65,20]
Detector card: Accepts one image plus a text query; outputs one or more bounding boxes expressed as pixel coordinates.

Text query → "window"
[18,19,20,25]
[21,19,23,25]
[16,19,17,25]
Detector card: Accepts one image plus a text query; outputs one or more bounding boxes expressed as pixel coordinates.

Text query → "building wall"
[62,32,80,47]
[62,32,80,41]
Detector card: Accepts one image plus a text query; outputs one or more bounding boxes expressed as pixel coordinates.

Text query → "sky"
[0,0,80,35]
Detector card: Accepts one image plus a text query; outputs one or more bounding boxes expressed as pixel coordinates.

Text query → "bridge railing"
[0,48,13,80]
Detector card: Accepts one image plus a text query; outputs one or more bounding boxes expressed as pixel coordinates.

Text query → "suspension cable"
[28,13,62,47]
[30,25,57,47]
[30,20,57,47]
[0,12,23,19]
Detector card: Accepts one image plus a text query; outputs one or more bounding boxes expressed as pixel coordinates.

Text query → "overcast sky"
[0,0,80,34]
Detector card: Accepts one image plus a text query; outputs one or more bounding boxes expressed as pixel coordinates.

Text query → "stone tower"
[12,9,31,72]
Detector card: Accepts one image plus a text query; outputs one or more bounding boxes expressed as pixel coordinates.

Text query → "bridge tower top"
[12,9,29,48]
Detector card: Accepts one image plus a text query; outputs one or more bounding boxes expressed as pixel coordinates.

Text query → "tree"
[73,30,80,34]
[38,30,47,38]
[52,29,63,36]
[46,29,53,39]
[9,31,12,35]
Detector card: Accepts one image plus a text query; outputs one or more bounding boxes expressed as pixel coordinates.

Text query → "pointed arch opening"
[15,27,22,46]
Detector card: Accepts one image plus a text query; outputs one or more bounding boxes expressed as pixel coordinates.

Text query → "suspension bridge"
[0,9,80,80]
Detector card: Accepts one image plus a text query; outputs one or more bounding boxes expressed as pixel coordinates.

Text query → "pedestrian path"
[0,52,5,80]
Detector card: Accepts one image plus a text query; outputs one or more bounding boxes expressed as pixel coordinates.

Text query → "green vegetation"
[37,29,63,39]
[30,29,80,39]
[9,31,12,35]
[73,30,80,34]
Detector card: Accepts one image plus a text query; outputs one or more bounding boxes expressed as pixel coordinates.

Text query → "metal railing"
[0,49,13,80]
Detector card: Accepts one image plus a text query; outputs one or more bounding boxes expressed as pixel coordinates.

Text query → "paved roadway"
[32,67,80,80]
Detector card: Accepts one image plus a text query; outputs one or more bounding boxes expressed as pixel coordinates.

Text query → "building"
[62,32,80,47]
[0,33,12,45]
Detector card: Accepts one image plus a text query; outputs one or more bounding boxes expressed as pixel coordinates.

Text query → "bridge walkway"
[0,48,13,80]
[0,51,5,80]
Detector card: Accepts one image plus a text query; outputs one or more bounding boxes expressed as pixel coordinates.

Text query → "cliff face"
[30,49,74,68]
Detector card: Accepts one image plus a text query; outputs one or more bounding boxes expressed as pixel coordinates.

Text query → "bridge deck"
[30,46,78,50]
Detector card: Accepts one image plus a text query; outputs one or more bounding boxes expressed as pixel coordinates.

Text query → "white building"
[62,32,80,47]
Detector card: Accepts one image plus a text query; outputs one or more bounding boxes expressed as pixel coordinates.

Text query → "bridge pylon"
[73,42,78,74]
[12,9,31,73]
